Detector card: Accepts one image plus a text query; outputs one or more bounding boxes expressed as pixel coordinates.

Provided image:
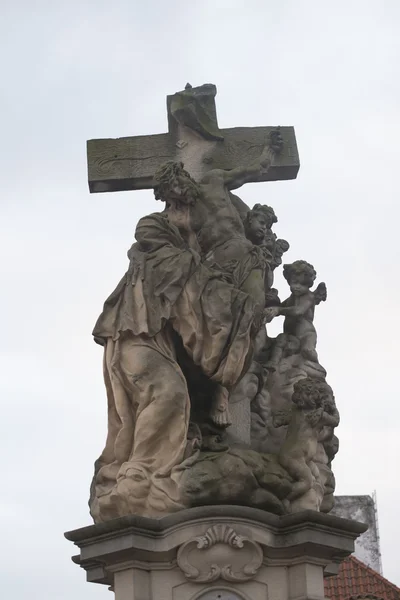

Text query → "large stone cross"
[87,83,300,193]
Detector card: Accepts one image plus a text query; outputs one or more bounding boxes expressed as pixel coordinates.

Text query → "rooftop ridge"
[325,556,400,600]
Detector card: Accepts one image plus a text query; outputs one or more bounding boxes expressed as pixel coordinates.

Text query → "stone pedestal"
[65,506,366,600]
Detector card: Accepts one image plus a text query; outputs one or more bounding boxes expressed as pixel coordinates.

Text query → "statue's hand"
[264,306,280,323]
[268,128,284,155]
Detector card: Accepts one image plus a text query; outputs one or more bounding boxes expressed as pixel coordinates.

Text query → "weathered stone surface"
[182,448,292,515]
[89,117,290,521]
[249,261,339,514]
[65,506,367,599]
[87,83,299,193]
[331,495,382,573]
[87,81,340,524]
[275,377,339,512]
[177,523,264,582]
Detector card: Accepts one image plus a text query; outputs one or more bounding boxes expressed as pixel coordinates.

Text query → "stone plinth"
[65,506,366,600]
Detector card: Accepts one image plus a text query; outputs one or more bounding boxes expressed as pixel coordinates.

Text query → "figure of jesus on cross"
[87,82,299,192]
[152,130,284,426]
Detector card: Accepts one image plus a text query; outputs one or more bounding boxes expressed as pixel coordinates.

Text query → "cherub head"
[263,228,276,252]
[292,376,334,410]
[244,204,277,245]
[275,238,290,256]
[271,238,290,270]
[153,161,201,206]
[283,260,316,296]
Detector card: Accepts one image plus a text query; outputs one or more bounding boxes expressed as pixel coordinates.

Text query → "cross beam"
[87,83,300,193]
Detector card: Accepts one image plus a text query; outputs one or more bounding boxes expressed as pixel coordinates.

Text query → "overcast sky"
[1,1,399,597]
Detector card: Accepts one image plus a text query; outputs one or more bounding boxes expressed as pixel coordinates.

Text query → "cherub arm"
[278,294,314,317]
[305,407,324,427]
[280,296,292,308]
[263,294,292,322]
[321,406,340,428]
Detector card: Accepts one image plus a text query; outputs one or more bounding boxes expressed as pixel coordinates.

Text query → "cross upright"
[87,83,300,194]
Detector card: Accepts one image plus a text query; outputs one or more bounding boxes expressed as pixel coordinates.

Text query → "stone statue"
[87,82,339,523]
[89,130,283,521]
[151,131,283,428]
[265,260,327,368]
[273,377,339,512]
[243,203,290,303]
[228,203,288,430]
[250,262,334,505]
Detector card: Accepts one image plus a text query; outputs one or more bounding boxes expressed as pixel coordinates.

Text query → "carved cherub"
[272,237,290,271]
[244,203,289,306]
[315,396,340,511]
[265,260,326,363]
[274,377,336,505]
[244,203,278,250]
[244,205,290,268]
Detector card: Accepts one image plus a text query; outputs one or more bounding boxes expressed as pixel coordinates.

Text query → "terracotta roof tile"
[325,557,400,600]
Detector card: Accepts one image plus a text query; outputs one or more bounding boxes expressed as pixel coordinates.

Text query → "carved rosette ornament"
[176,524,263,583]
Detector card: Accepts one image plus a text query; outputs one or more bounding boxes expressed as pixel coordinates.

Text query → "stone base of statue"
[65,506,366,600]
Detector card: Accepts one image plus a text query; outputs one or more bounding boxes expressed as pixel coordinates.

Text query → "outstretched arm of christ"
[223,128,284,190]
[201,128,284,191]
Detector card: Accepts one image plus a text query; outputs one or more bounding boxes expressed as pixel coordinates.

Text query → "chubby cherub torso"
[283,408,320,460]
[283,292,316,335]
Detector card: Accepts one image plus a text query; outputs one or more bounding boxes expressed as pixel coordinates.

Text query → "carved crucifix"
[87,83,300,193]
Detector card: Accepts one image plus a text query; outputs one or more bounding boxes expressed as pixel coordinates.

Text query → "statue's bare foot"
[210,404,232,427]
[210,403,232,427]
[210,387,232,428]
